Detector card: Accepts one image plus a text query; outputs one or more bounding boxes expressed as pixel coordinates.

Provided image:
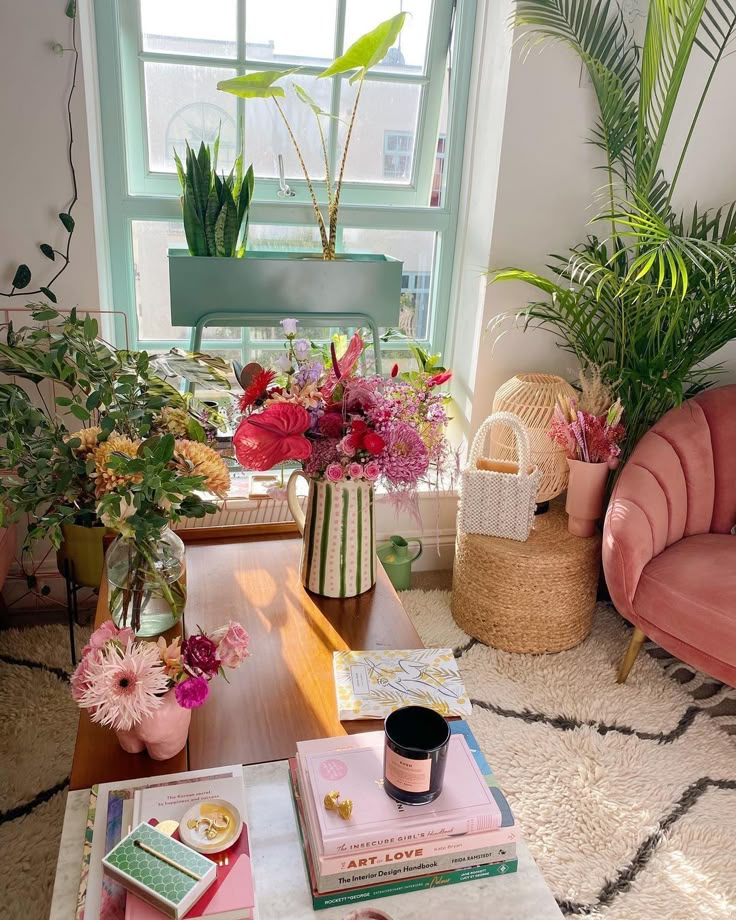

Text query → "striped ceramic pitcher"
[286,471,376,598]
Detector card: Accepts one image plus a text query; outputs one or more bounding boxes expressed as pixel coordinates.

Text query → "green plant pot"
[57,523,107,589]
[168,249,403,328]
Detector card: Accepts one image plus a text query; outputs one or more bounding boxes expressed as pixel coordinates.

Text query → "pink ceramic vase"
[565,459,609,537]
[115,689,191,760]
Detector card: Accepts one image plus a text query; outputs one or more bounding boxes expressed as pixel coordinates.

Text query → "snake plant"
[174,136,255,257]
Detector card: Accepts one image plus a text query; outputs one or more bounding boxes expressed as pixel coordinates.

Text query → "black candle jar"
[383,705,451,805]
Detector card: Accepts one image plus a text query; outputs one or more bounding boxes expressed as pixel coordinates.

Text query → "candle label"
[384,749,431,793]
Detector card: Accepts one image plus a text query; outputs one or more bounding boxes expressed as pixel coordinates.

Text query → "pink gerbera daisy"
[77,640,169,731]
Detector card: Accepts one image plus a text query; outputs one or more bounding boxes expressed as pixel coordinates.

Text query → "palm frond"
[636,0,707,196]
[514,0,639,174]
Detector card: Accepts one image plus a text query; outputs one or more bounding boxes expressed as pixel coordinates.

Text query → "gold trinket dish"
[179,798,243,854]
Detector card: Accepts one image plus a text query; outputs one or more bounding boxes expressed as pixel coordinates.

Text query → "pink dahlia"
[175,675,210,709]
[379,422,429,486]
[76,640,168,731]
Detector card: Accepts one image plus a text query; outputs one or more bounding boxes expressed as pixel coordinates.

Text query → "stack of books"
[77,765,255,920]
[289,721,519,911]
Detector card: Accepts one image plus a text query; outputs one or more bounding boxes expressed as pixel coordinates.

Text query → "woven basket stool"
[451,501,600,653]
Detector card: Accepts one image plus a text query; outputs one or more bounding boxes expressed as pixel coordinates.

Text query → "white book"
[333,648,472,720]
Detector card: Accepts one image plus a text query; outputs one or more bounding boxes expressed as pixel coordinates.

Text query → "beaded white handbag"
[458,412,542,542]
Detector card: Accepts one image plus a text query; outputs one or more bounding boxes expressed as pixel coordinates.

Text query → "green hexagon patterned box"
[103,821,216,919]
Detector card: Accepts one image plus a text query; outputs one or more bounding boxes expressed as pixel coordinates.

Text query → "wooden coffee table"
[70,535,421,790]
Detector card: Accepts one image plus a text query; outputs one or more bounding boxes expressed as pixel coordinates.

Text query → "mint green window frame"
[94,0,476,356]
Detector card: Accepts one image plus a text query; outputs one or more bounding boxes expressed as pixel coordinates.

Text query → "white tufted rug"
[0,623,90,920]
[400,591,736,920]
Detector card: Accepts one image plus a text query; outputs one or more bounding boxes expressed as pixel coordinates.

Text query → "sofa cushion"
[634,534,736,662]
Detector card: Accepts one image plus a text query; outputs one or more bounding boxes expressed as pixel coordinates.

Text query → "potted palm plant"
[489,0,736,457]
[167,14,406,334]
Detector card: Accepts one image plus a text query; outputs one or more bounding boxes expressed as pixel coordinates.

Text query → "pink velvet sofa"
[603,385,736,687]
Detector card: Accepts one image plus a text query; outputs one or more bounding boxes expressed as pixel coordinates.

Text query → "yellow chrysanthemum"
[173,439,230,498]
[155,406,190,438]
[64,426,102,455]
[92,435,142,497]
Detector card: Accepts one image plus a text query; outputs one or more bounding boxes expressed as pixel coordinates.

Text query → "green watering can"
[377,535,423,591]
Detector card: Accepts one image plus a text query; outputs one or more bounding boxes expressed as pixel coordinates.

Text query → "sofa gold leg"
[617,627,646,683]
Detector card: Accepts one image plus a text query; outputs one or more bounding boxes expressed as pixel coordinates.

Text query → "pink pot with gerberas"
[548,397,625,537]
[70,619,250,760]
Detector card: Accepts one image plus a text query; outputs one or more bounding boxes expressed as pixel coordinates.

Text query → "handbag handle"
[467,411,533,475]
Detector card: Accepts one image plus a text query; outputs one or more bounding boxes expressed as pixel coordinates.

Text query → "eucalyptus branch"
[272,97,329,254]
[1,4,79,300]
[329,75,365,259]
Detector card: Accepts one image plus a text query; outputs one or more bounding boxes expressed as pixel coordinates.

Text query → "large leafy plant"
[175,135,255,257]
[490,0,736,453]
[217,14,406,260]
[0,306,230,558]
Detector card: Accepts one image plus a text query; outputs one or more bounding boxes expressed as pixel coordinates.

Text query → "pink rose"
[83,619,134,656]
[363,461,380,481]
[210,621,250,669]
[326,463,344,482]
[348,462,363,479]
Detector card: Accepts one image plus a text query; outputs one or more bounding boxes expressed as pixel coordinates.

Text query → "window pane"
[344,0,430,73]
[140,0,237,59]
[342,228,435,340]
[144,62,238,173]
[132,220,188,341]
[245,1,337,64]
[245,73,332,179]
[339,82,421,183]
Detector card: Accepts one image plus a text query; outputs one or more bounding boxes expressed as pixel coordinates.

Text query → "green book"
[102,822,216,919]
[288,769,518,911]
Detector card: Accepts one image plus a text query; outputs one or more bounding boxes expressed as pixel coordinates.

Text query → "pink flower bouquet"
[71,619,250,731]
[232,321,453,494]
[548,396,625,467]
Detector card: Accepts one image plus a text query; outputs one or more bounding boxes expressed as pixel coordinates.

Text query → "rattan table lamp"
[489,373,576,504]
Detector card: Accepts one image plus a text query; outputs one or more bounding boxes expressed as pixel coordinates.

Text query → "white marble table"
[50,760,562,920]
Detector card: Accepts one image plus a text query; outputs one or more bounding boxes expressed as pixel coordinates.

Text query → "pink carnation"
[210,621,250,669]
[326,462,344,482]
[175,675,210,709]
[348,462,363,479]
[363,461,380,481]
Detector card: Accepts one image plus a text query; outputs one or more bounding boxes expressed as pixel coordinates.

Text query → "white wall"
[0,0,100,310]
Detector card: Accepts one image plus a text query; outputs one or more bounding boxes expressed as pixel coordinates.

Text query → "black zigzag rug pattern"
[406,593,736,918]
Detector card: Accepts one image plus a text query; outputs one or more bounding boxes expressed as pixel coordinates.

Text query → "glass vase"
[107,528,186,637]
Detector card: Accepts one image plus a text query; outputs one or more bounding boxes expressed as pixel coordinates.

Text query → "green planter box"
[168,250,403,329]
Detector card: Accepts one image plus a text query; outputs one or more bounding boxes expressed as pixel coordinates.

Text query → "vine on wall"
[1,0,79,303]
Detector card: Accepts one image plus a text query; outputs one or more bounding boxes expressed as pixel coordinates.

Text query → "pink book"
[297,731,502,856]
[124,775,254,920]
[294,758,517,874]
